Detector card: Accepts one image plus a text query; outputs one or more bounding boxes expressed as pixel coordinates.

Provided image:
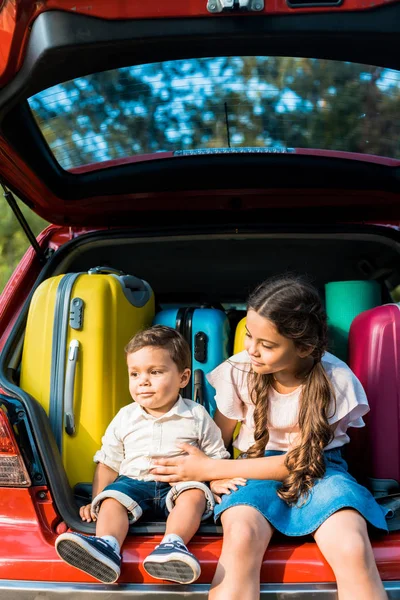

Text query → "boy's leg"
[143,487,206,584]
[55,478,152,583]
[165,487,206,544]
[96,497,129,548]
[55,498,128,583]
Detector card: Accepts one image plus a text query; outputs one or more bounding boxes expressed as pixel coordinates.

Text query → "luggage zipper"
[175,307,194,399]
[49,273,81,451]
[175,308,208,409]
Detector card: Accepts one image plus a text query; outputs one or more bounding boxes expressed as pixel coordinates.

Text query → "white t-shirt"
[206,350,369,453]
[94,395,230,480]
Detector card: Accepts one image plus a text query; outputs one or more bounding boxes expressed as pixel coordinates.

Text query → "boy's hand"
[210,478,247,504]
[79,503,97,522]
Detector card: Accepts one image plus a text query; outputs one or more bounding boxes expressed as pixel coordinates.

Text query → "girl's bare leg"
[209,505,274,600]
[313,509,387,600]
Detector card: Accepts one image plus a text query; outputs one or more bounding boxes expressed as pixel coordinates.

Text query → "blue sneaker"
[143,541,201,584]
[55,532,121,583]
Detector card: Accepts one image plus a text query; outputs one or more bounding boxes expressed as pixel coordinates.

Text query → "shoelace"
[155,542,186,551]
[88,536,119,555]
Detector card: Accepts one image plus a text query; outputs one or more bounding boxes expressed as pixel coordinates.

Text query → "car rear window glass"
[28,57,400,170]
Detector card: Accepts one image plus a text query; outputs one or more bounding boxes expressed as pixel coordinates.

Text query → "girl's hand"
[150,443,213,482]
[210,478,247,504]
[80,503,97,522]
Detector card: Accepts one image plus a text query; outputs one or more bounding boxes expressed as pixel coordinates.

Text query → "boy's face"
[127,346,190,417]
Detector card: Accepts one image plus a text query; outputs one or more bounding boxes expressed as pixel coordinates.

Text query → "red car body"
[1,1,400,597]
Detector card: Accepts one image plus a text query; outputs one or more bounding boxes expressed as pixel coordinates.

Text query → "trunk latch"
[207,0,264,12]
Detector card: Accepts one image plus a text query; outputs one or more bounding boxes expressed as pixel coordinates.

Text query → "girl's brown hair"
[245,275,335,505]
[125,325,191,372]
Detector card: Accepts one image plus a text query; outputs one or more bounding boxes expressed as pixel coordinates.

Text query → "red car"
[1,1,400,597]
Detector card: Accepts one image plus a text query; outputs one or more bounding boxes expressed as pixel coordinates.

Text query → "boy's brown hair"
[125,325,191,372]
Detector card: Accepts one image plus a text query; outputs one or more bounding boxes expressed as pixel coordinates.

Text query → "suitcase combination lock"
[194,332,208,363]
[69,297,84,330]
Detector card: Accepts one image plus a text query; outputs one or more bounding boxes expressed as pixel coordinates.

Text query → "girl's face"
[244,309,310,376]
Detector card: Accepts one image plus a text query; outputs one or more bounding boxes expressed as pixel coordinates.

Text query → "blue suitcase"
[153,307,230,415]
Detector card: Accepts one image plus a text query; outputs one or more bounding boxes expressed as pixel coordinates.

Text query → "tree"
[2,56,399,293]
[0,191,48,293]
[28,57,400,169]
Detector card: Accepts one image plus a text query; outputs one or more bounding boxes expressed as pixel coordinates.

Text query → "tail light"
[0,409,31,487]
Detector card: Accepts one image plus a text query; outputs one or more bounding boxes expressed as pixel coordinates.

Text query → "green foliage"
[1,56,399,294]
[0,191,48,293]
[29,57,400,169]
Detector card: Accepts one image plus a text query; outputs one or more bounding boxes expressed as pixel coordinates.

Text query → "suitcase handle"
[193,369,205,406]
[120,276,152,308]
[64,339,79,436]
[88,267,148,293]
[121,275,148,292]
[88,267,151,308]
[88,266,125,276]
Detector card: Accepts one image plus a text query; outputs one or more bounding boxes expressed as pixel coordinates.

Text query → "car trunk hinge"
[207,0,264,12]
[1,183,47,264]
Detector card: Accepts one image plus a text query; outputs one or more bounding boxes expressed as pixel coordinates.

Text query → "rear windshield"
[28,57,400,170]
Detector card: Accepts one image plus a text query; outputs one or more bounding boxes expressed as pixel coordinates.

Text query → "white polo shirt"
[94,395,230,480]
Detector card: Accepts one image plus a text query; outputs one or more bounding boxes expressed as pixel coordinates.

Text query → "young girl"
[151,275,389,600]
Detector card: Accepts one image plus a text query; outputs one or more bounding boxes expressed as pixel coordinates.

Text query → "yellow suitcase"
[20,267,155,487]
[234,317,247,354]
[233,317,247,457]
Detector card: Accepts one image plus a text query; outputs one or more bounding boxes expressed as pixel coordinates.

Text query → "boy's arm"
[213,409,238,448]
[198,408,231,460]
[80,462,119,522]
[92,462,119,498]
[80,409,124,522]
[93,409,125,474]
[210,477,247,503]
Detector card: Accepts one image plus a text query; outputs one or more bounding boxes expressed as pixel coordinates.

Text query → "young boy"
[55,325,230,584]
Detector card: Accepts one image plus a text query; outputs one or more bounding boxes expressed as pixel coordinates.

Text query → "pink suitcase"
[348,304,400,487]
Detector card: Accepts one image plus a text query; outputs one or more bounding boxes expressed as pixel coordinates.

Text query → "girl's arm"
[213,409,237,448]
[151,442,289,482]
[80,462,119,522]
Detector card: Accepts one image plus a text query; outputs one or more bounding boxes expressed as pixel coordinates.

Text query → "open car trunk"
[0,1,400,594]
[2,221,400,585]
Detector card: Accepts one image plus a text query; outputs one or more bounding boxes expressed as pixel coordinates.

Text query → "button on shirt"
[94,395,230,481]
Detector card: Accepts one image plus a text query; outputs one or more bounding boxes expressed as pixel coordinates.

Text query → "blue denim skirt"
[214,449,389,535]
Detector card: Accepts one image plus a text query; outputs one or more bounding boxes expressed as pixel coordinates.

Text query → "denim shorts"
[111,477,170,518]
[214,449,389,536]
[91,476,215,523]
